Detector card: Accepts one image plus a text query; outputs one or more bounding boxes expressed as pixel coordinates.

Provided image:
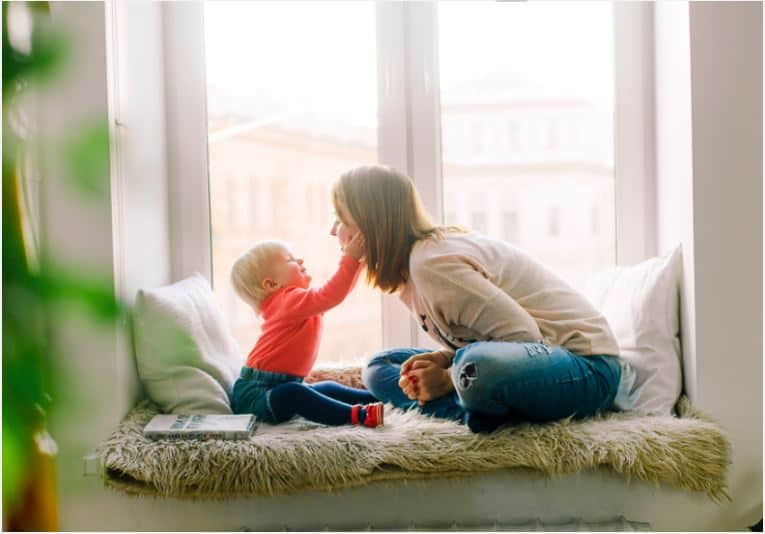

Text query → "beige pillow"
[584,246,683,416]
[132,274,243,414]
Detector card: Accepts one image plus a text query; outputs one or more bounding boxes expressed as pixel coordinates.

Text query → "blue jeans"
[362,342,621,429]
[231,367,378,425]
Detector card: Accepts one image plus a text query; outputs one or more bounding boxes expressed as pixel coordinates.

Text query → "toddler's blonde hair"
[230,240,290,313]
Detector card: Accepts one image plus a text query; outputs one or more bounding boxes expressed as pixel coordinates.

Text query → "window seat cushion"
[98,366,730,502]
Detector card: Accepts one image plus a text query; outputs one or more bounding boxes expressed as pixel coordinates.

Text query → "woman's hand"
[400,350,453,374]
[399,351,455,405]
[342,232,365,261]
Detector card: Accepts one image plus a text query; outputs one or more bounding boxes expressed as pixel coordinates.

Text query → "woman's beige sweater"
[398,231,620,357]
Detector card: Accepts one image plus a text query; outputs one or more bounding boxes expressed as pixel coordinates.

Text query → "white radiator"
[252,516,651,531]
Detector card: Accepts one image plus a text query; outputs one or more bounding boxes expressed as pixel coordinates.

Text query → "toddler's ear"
[261,278,277,290]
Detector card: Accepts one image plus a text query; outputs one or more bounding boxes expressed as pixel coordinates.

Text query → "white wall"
[688,2,763,528]
[41,2,124,506]
[41,2,171,529]
[655,1,762,529]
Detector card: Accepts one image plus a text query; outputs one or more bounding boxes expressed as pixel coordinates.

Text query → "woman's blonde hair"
[230,240,289,313]
[332,165,463,293]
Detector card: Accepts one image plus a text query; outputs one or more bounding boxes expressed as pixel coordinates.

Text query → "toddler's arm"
[280,234,364,318]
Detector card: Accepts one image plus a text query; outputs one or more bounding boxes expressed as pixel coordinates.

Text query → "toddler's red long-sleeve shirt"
[245,255,361,377]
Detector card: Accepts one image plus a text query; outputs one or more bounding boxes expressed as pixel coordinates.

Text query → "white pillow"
[132,274,244,414]
[583,246,683,416]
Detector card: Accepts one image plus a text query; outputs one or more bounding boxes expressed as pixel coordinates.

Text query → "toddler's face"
[268,247,311,290]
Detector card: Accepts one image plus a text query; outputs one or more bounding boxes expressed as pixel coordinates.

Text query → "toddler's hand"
[342,232,366,261]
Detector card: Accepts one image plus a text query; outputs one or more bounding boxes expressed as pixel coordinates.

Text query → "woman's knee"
[449,355,491,412]
[449,341,531,413]
[364,351,390,372]
[366,347,425,367]
[362,348,424,392]
[361,358,390,398]
[452,341,529,369]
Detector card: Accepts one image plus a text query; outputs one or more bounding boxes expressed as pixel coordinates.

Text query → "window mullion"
[405,2,443,350]
[613,2,658,265]
[377,2,419,349]
[162,2,212,283]
[405,2,443,223]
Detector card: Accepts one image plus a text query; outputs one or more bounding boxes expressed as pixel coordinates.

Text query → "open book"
[143,414,256,440]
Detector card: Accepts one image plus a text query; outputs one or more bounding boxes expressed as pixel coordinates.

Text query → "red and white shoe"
[362,402,384,428]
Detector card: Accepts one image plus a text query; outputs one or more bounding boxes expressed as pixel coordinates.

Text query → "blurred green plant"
[3,2,125,523]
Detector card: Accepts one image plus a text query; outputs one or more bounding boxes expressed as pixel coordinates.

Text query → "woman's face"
[330,202,360,247]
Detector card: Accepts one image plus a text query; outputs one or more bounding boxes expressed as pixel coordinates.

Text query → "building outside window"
[440,2,615,290]
[205,2,382,364]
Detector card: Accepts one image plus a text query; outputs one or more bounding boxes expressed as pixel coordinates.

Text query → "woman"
[329,164,635,433]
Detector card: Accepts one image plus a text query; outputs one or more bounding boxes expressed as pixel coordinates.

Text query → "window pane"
[439,2,616,290]
[205,2,381,364]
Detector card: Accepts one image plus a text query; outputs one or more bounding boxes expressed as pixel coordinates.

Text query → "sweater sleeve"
[279,256,362,319]
[413,254,543,343]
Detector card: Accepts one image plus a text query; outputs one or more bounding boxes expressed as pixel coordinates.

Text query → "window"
[204,2,382,364]
[439,2,616,290]
[164,3,654,353]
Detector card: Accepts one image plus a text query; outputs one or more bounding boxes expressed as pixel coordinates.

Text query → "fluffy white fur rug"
[99,367,730,501]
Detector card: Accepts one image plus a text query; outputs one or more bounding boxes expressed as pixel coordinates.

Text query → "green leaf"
[2,4,69,100]
[2,420,32,512]
[63,121,111,197]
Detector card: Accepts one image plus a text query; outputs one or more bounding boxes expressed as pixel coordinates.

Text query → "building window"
[507,120,521,151]
[471,212,488,234]
[502,210,519,243]
[251,178,260,228]
[260,180,273,229]
[546,119,561,150]
[548,205,560,238]
[471,123,483,156]
[225,179,236,229]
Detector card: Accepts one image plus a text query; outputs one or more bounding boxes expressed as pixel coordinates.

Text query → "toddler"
[229,234,383,428]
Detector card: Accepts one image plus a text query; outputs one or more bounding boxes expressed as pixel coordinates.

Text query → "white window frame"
[162,2,212,283]
[613,2,658,265]
[162,2,657,350]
